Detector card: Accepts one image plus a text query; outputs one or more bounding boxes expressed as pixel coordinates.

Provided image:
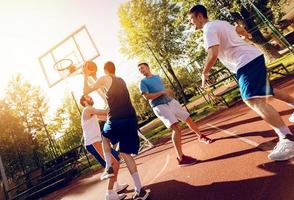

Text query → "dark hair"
[104,61,116,74]
[80,95,87,107]
[189,5,208,18]
[138,62,149,67]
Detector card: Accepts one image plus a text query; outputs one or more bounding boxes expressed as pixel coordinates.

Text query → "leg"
[244,98,294,161]
[274,89,294,122]
[185,117,212,144]
[170,122,183,160]
[86,143,116,189]
[244,98,288,129]
[273,89,294,105]
[170,122,198,167]
[102,136,113,169]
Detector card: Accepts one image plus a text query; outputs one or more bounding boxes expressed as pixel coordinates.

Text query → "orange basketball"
[84,61,97,76]
[68,65,77,73]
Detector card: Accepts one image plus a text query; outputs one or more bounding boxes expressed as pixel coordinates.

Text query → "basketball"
[84,61,97,76]
[68,65,77,73]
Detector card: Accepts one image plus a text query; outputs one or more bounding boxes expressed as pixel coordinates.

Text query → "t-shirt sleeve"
[203,27,220,50]
[139,80,149,94]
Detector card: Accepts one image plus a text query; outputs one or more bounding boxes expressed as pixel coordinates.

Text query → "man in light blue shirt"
[138,62,212,167]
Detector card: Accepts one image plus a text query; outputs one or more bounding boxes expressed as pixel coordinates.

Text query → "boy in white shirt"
[80,94,128,200]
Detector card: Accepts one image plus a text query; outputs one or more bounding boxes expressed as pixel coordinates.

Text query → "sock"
[273,126,293,140]
[107,189,114,194]
[114,181,118,188]
[131,172,142,193]
[105,153,112,169]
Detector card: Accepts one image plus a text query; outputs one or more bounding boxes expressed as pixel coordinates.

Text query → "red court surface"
[44,77,294,200]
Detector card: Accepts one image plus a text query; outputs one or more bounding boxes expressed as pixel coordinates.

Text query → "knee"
[245,98,263,108]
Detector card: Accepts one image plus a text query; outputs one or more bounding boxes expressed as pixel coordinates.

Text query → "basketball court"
[42,76,294,200]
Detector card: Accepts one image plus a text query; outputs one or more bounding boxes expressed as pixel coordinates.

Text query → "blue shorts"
[236,55,274,100]
[86,142,120,168]
[102,117,140,155]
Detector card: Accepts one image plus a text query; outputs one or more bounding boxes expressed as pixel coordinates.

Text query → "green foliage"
[128,83,153,120]
[52,92,83,153]
[1,74,50,178]
[119,0,186,65]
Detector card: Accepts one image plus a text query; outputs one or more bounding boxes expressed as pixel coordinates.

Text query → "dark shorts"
[86,143,120,168]
[236,55,274,100]
[102,117,140,155]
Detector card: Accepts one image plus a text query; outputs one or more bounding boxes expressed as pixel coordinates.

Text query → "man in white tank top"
[80,94,128,200]
[188,5,294,161]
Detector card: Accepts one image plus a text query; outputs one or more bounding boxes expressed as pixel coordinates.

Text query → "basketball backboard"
[39,25,100,88]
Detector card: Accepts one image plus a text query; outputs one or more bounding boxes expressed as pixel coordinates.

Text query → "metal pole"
[39,112,58,158]
[145,42,190,113]
[0,156,8,200]
[71,91,82,115]
[145,42,177,91]
[245,0,294,53]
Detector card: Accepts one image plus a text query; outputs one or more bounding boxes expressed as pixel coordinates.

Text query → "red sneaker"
[177,155,198,167]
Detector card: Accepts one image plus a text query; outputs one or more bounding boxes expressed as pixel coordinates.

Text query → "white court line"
[207,123,294,164]
[207,123,271,153]
[148,154,170,184]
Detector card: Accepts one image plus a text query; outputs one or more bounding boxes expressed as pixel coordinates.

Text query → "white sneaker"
[268,139,294,161]
[289,112,294,123]
[113,183,129,194]
[105,191,126,200]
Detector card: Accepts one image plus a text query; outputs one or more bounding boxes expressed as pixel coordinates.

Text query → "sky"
[0,0,142,112]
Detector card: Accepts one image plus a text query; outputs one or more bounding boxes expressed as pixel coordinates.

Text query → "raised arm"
[83,74,105,95]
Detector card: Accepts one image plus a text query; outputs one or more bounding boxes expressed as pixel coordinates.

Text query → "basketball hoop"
[53,59,77,73]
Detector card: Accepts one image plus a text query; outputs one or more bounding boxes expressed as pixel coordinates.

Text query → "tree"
[0,100,28,180]
[128,83,153,120]
[174,0,286,61]
[4,74,50,169]
[118,0,188,102]
[52,92,82,153]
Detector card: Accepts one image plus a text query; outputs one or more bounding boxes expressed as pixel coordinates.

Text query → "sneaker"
[101,167,115,180]
[132,188,150,200]
[289,112,294,123]
[114,183,129,194]
[177,155,198,167]
[198,135,213,144]
[268,135,294,161]
[105,191,126,200]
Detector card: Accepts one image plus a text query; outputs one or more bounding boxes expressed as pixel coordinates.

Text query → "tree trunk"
[240,6,281,62]
[165,60,188,103]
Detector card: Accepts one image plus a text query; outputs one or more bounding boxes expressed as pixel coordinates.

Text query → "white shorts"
[153,99,190,128]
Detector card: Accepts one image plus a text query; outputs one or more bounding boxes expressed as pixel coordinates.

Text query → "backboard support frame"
[39,25,100,88]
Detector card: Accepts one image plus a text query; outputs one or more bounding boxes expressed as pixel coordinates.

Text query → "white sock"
[105,153,112,169]
[273,126,292,140]
[107,189,114,194]
[131,172,142,193]
[114,182,118,188]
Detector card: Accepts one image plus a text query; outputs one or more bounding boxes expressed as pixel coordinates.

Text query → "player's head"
[104,61,116,75]
[137,62,151,77]
[188,5,208,30]
[80,95,94,107]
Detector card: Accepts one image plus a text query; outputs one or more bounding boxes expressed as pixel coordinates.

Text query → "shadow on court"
[145,161,294,200]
